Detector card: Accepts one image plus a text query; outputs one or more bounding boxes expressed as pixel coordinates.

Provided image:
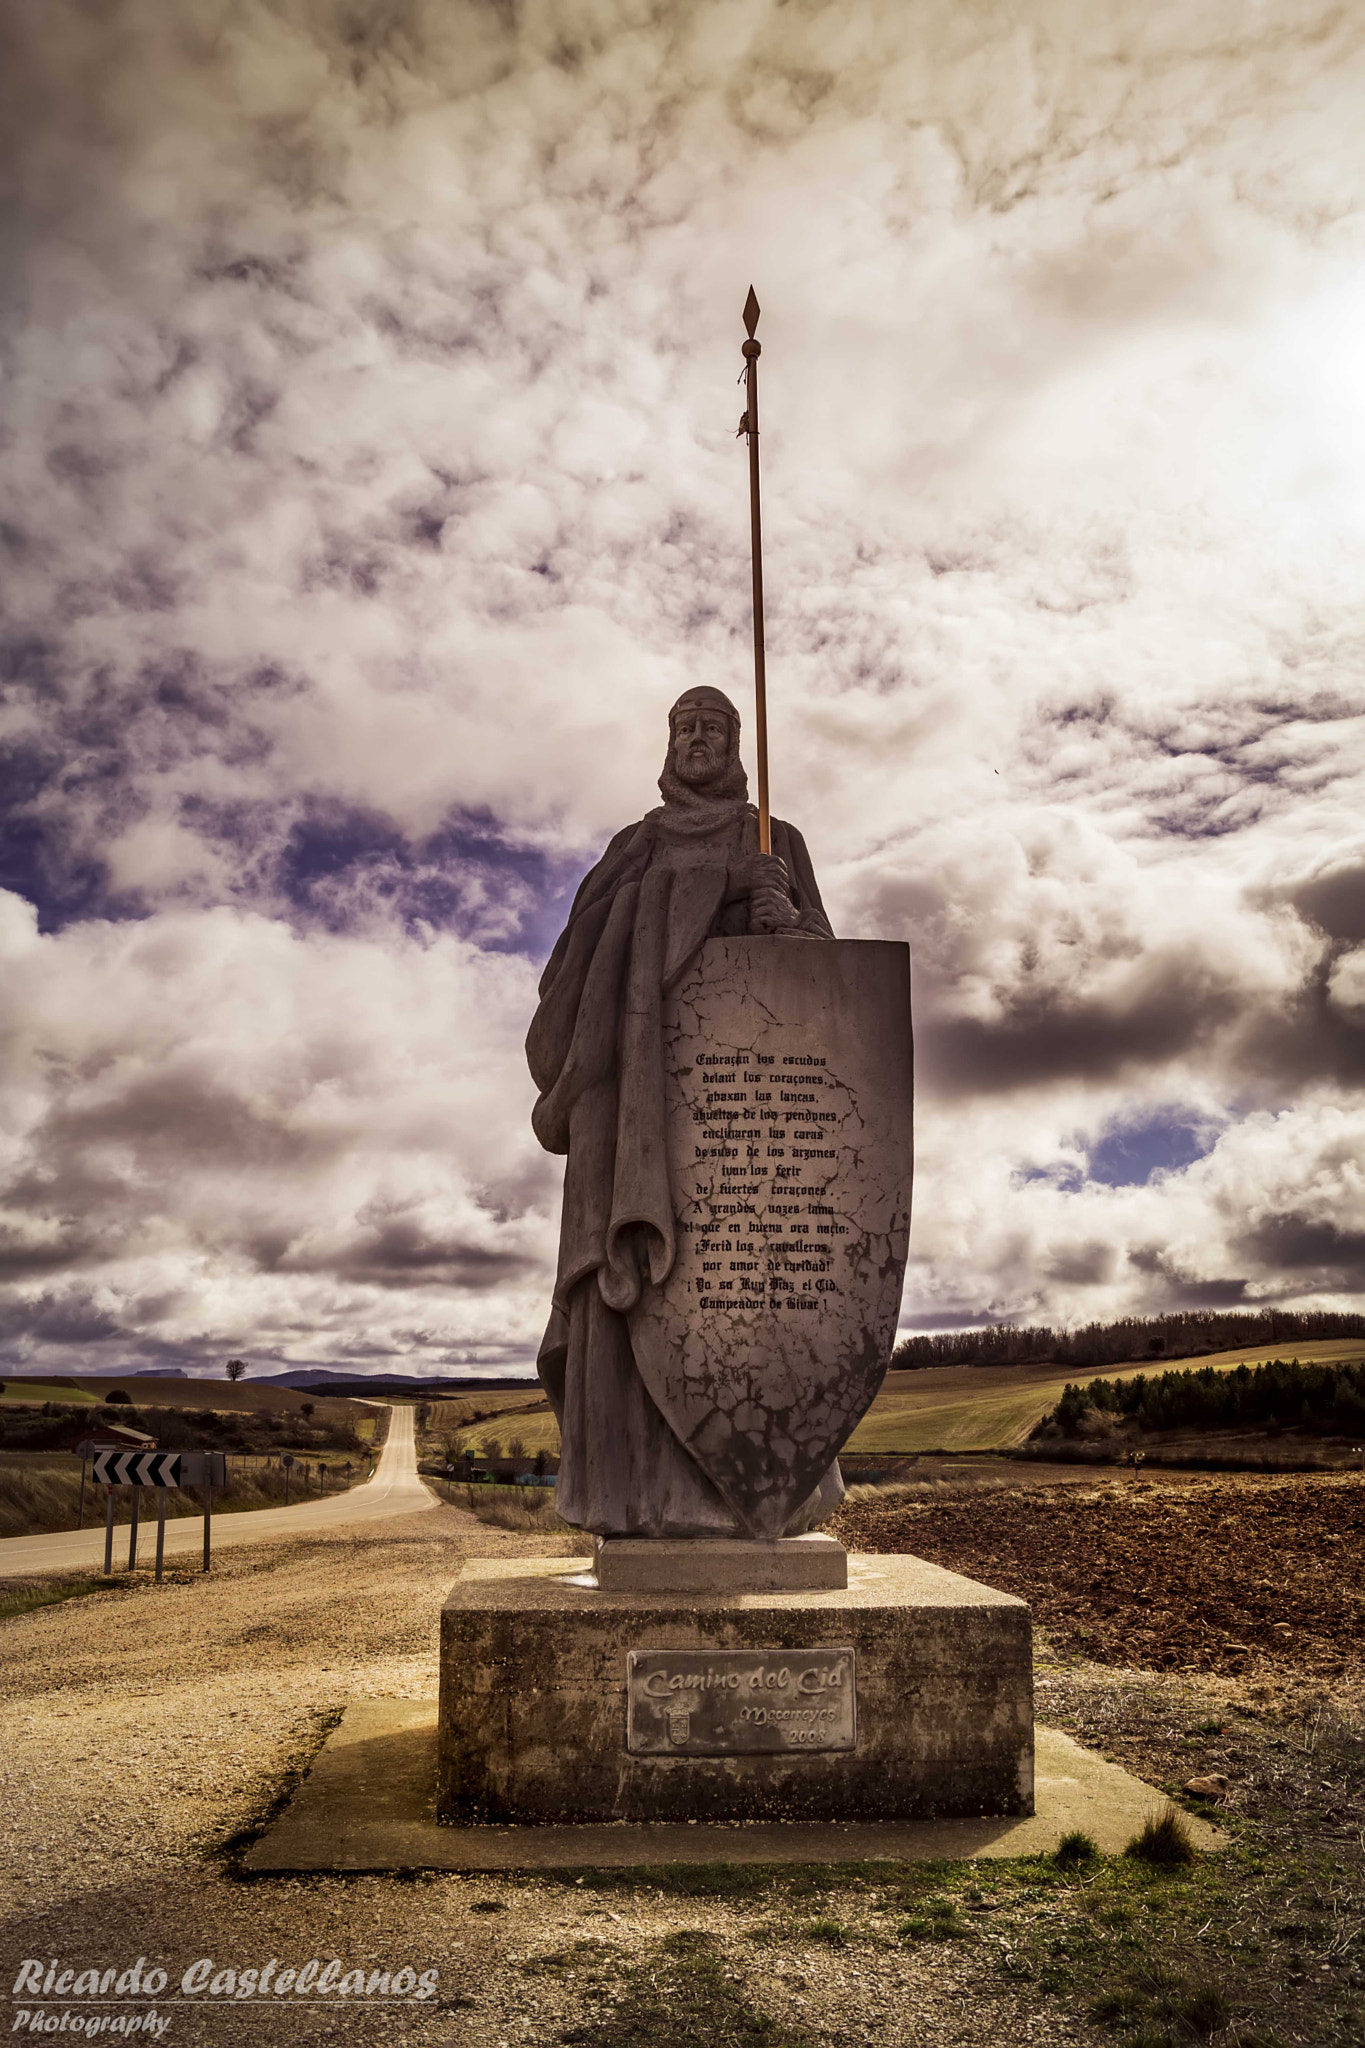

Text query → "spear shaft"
[741,287,771,855]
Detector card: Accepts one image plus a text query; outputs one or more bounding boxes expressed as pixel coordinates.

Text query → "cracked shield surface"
[628,937,914,1538]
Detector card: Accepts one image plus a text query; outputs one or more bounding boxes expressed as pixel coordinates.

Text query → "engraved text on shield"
[627,936,913,1536]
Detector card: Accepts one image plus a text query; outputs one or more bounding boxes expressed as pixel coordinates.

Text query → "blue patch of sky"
[1016,1159,1085,1192]
[0,739,113,933]
[0,746,588,959]
[1087,1111,1219,1187]
[277,803,584,962]
[1017,1109,1223,1192]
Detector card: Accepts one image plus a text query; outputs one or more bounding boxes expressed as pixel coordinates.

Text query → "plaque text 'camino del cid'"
[626,1648,857,1755]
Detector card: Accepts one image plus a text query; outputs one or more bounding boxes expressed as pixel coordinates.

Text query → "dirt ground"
[831,1470,1365,1695]
[1,1488,1363,2048]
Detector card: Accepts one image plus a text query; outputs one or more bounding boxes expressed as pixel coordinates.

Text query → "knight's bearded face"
[671,705,734,789]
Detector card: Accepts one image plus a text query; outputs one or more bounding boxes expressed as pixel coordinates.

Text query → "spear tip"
[743,285,760,336]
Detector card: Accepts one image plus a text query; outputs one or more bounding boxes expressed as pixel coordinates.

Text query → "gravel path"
[0,1509,1102,2048]
[0,1407,432,1578]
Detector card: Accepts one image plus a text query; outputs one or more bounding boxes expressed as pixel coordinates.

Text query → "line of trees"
[891,1307,1365,1374]
[1038,1357,1365,1440]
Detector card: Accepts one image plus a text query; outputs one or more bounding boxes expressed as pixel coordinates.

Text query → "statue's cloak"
[526,803,840,1535]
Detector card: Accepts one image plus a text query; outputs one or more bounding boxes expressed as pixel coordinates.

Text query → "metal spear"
[739,286,771,855]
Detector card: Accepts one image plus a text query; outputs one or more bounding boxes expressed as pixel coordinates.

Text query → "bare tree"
[225,1358,247,1382]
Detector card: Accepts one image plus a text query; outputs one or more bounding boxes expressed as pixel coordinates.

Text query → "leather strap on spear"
[738,286,771,855]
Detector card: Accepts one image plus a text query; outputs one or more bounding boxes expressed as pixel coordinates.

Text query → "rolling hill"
[424,1337,1365,1462]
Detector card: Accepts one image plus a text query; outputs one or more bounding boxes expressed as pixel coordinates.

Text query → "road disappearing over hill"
[0,1402,435,1578]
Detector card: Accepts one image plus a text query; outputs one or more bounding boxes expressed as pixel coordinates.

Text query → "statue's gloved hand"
[727,852,789,898]
[726,853,800,934]
[749,884,802,934]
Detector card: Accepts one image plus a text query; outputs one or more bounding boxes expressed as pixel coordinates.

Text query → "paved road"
[0,1403,436,1578]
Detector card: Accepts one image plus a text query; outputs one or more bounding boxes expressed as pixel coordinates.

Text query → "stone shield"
[627,937,913,1538]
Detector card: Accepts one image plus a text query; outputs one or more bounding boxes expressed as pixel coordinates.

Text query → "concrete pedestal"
[437,1553,1033,1825]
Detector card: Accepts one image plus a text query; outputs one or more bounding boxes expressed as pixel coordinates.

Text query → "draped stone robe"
[526,796,845,1536]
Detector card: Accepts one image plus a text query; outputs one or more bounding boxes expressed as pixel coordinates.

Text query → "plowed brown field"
[832,1470,1365,1684]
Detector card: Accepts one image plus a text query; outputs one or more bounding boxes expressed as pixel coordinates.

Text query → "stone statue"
[527,686,839,1537]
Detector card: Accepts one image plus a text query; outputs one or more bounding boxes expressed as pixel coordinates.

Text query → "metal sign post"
[155,1488,168,1583]
[103,1489,114,1577]
[127,1488,140,1572]
[203,1482,212,1573]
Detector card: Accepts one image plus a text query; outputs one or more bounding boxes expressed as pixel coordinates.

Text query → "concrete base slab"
[244,1701,1226,1872]
[595,1533,848,1592]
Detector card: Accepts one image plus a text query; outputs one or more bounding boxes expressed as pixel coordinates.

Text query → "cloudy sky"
[2,0,1364,1380]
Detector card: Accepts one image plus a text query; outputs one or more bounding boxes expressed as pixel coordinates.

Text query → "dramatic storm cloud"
[2,0,1363,1374]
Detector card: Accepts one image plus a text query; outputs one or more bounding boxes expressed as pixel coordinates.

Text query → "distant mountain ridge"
[1,1368,538,1396]
[249,1370,538,1395]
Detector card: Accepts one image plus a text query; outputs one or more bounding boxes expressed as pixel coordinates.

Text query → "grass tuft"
[1054,1829,1100,1867]
[1124,1807,1198,1868]
[896,1897,971,1943]
[1092,1967,1231,2044]
[794,1916,847,1944]
[660,1929,715,1956]
[1089,1986,1144,2023]
[1172,1979,1231,2035]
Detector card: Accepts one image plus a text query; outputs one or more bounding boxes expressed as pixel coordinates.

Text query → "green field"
[428,1390,558,1459]
[427,1338,1365,1462]
[843,1337,1365,1454]
[0,1381,98,1406]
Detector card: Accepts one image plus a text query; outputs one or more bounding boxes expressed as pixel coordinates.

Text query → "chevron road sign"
[91,1450,229,1580]
[92,1450,226,1488]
